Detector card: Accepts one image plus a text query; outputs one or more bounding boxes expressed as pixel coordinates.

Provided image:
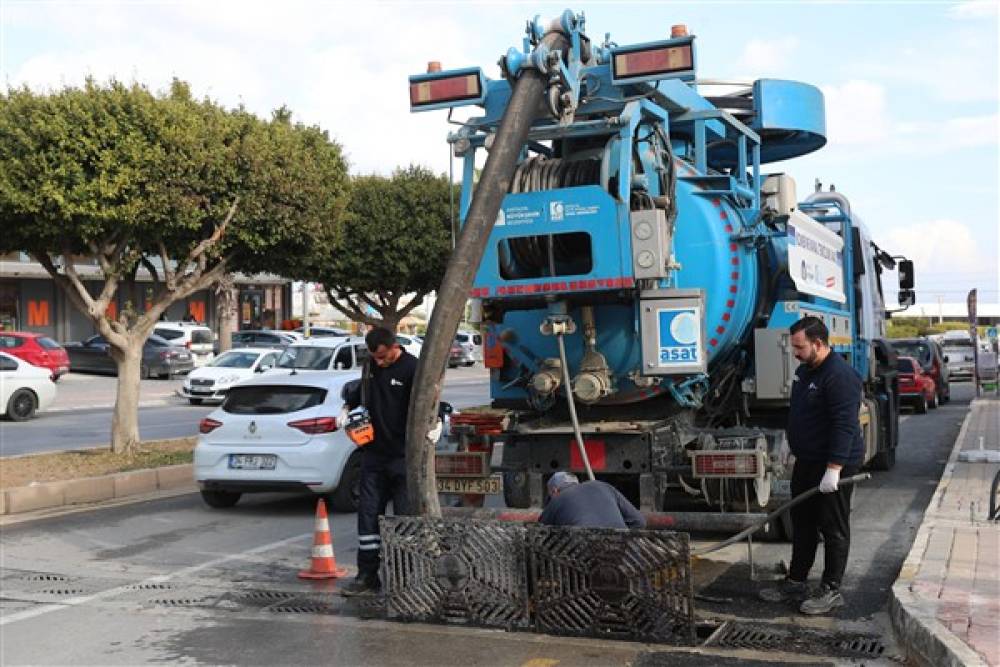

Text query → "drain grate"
[268,604,333,614]
[38,589,87,596]
[151,598,211,607]
[705,622,890,659]
[237,590,297,601]
[24,574,69,582]
[127,583,174,591]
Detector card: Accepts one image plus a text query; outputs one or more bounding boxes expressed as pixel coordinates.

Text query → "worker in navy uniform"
[539,471,646,529]
[339,327,420,597]
[760,316,863,615]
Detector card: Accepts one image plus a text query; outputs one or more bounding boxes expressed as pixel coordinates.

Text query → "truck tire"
[503,471,531,508]
[200,489,241,508]
[330,451,362,512]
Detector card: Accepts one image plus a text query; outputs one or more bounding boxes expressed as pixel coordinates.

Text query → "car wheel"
[916,395,928,414]
[188,398,203,405]
[330,451,362,512]
[928,393,938,409]
[200,489,242,508]
[6,389,38,422]
[465,361,475,367]
[448,362,458,369]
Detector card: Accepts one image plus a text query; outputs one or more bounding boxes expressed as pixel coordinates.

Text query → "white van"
[154,322,215,367]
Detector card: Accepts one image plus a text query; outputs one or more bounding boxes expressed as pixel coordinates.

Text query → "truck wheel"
[330,451,362,512]
[200,489,241,508]
[503,471,531,508]
[916,395,928,414]
[871,445,896,471]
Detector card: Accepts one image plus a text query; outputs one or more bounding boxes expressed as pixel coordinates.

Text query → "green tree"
[0,80,349,453]
[304,165,453,331]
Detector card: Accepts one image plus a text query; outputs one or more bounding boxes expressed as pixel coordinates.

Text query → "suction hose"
[404,31,570,516]
[556,332,595,481]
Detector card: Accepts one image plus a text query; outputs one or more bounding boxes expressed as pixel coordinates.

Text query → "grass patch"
[0,437,195,490]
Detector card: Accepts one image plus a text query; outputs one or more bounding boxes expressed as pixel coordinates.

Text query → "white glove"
[428,418,443,443]
[819,467,841,493]
[336,405,350,429]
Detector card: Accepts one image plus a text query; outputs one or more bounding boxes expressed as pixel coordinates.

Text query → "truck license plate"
[436,475,502,495]
[229,454,277,470]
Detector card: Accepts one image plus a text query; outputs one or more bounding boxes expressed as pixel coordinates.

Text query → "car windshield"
[891,342,931,365]
[209,351,258,368]
[154,329,184,340]
[277,347,334,370]
[38,337,62,349]
[943,340,974,348]
[222,385,327,414]
[896,358,916,373]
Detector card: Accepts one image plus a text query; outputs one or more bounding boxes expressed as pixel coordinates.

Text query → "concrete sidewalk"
[891,396,1000,666]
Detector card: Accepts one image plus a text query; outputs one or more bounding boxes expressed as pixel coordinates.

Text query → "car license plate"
[436,475,502,495]
[191,389,213,395]
[229,454,277,470]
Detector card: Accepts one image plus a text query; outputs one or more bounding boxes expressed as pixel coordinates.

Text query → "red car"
[0,332,71,381]
[896,355,937,413]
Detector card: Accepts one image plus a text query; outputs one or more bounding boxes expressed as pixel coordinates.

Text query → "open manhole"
[704,622,890,659]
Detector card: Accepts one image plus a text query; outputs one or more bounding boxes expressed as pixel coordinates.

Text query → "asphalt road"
[0,367,491,457]
[0,383,975,664]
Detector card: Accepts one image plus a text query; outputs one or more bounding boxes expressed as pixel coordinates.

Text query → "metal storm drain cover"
[526,525,695,643]
[380,516,530,630]
[704,621,890,659]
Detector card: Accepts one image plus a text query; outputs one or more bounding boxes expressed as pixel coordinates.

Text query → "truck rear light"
[689,451,763,478]
[199,418,223,434]
[610,36,695,85]
[287,417,338,434]
[409,67,486,112]
[436,452,486,476]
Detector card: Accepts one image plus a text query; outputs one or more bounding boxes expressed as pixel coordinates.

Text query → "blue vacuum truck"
[405,11,915,535]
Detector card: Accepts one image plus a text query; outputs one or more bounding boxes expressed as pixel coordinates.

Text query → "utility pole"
[936,294,944,324]
[302,282,311,338]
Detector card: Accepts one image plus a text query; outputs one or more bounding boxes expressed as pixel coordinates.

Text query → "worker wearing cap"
[539,472,646,529]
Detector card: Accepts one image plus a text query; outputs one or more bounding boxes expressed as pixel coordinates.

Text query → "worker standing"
[759,316,863,615]
[539,471,646,529]
[339,327,418,597]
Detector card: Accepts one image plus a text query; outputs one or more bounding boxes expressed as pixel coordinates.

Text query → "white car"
[193,372,362,510]
[154,322,215,367]
[0,351,56,421]
[179,348,282,405]
[395,334,423,358]
[273,337,370,373]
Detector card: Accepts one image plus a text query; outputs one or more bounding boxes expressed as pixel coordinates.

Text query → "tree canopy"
[304,165,454,330]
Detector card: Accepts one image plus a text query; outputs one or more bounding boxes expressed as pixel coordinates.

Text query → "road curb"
[889,399,991,667]
[1,464,195,516]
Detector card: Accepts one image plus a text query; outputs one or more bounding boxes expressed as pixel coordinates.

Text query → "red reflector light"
[611,37,695,84]
[691,452,759,478]
[199,418,223,434]
[287,417,338,435]
[436,453,486,476]
[409,67,485,111]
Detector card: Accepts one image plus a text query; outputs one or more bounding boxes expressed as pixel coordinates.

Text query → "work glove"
[336,405,350,429]
[819,467,841,493]
[428,418,443,443]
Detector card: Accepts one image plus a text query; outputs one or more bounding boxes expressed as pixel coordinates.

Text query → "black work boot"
[799,582,844,615]
[339,575,381,597]
[758,577,809,603]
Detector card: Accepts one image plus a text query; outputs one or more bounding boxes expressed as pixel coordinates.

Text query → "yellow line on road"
[520,660,560,667]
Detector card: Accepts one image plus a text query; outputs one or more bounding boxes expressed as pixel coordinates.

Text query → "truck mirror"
[898,289,915,307]
[898,259,914,290]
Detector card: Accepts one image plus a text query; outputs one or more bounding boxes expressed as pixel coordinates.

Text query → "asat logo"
[549,201,564,221]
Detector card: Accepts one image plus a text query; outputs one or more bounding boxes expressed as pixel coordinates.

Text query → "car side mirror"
[256,364,271,373]
[898,259,914,290]
[898,290,915,307]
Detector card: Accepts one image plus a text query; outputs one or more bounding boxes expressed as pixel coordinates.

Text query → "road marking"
[0,531,311,627]
[520,660,560,667]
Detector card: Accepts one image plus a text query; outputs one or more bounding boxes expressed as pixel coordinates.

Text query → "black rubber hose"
[404,31,569,517]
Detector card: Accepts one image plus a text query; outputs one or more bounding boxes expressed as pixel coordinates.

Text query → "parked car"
[0,351,56,421]
[0,331,71,381]
[941,331,976,381]
[193,371,363,510]
[889,337,950,403]
[179,348,282,405]
[896,355,937,413]
[450,330,482,367]
[153,322,215,367]
[395,333,422,357]
[230,330,299,350]
[274,337,369,372]
[448,342,465,368]
[294,326,351,338]
[64,334,194,378]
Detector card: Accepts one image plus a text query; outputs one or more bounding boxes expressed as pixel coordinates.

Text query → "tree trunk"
[216,283,236,353]
[110,340,144,455]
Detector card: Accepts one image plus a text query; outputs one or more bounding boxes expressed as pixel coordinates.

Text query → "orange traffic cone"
[298,498,347,579]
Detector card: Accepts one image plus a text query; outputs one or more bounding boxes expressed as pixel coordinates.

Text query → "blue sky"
[2,0,997,308]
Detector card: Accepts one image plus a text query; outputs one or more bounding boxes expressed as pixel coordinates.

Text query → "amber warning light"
[610,36,696,85]
[409,67,487,112]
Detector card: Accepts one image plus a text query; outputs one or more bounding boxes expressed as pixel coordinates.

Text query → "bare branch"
[180,197,239,277]
[394,292,426,321]
[158,242,176,290]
